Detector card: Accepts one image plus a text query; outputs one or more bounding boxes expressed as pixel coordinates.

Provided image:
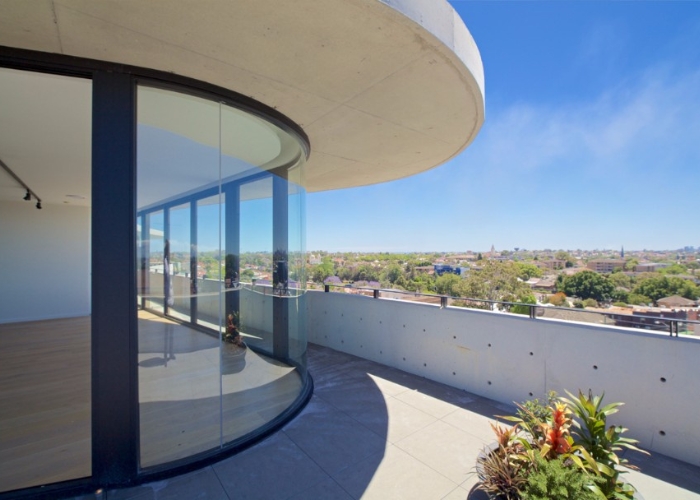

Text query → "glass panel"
[287,165,307,374]
[195,195,223,329]
[239,177,273,352]
[145,210,164,313]
[219,97,309,444]
[0,68,92,491]
[137,86,222,468]
[137,84,308,464]
[167,203,192,322]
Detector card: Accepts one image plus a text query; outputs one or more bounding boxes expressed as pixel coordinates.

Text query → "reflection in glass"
[137,87,221,467]
[136,84,308,466]
[167,203,192,322]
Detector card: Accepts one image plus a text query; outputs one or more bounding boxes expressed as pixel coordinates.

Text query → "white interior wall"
[0,200,91,323]
[307,290,700,467]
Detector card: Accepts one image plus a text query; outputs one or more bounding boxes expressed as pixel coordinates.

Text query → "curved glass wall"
[136,85,307,468]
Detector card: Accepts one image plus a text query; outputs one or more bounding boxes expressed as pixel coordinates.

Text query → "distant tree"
[659,263,687,275]
[511,293,536,315]
[458,261,531,303]
[610,288,629,303]
[476,252,483,261]
[383,263,404,285]
[554,251,575,267]
[560,270,614,302]
[624,258,639,271]
[514,262,543,281]
[582,298,599,308]
[435,273,461,297]
[633,275,699,303]
[627,293,651,306]
[608,272,632,289]
[548,292,568,307]
[312,258,335,283]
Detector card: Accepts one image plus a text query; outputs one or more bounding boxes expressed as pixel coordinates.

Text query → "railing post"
[373,289,379,299]
[440,296,448,308]
[669,321,673,337]
[529,305,536,319]
[324,284,329,293]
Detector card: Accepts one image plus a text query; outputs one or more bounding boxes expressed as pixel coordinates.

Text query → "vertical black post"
[272,174,289,359]
[190,200,198,324]
[163,207,170,316]
[140,213,149,310]
[91,71,138,485]
[224,182,240,324]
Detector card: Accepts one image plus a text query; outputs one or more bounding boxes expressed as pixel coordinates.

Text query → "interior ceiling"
[0,0,485,193]
[0,67,91,207]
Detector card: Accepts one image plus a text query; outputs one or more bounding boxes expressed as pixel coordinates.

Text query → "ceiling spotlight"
[23,190,31,201]
[36,201,42,210]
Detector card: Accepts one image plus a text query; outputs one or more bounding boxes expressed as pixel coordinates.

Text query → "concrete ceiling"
[0,0,485,193]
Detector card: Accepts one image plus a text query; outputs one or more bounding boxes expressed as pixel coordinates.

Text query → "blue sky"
[306,1,700,253]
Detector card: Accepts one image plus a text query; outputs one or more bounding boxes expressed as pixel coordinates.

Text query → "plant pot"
[221,340,246,374]
[473,443,645,500]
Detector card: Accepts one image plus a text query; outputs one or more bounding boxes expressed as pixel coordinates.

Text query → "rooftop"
[81,344,700,500]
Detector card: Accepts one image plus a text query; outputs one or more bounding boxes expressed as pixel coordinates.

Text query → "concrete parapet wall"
[307,290,700,467]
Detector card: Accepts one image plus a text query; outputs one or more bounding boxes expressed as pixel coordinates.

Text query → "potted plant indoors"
[221,312,246,371]
[474,390,648,500]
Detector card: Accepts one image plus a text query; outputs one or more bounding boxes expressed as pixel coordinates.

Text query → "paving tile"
[442,407,501,443]
[394,388,462,419]
[283,396,386,475]
[395,420,487,484]
[286,476,353,500]
[332,444,458,500]
[625,468,700,500]
[105,468,228,500]
[313,373,391,414]
[348,396,437,444]
[441,485,471,500]
[213,432,327,500]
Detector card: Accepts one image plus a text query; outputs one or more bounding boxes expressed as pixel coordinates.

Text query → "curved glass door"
[136,85,307,468]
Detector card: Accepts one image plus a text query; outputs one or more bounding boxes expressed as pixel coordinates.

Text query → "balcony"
[78,291,700,499]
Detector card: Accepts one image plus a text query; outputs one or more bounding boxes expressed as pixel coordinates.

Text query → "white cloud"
[465,65,700,180]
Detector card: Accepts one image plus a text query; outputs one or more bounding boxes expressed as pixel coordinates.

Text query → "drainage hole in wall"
[380,350,382,354]
[453,335,456,339]
[341,340,344,344]
[487,381,492,385]
[529,352,533,356]
[360,345,363,348]
[453,372,456,376]
[423,329,425,332]
[403,324,406,328]
[423,363,427,367]
[659,430,666,436]
[660,377,667,382]
[593,365,598,370]
[403,357,406,361]
[529,392,533,397]
[488,343,492,347]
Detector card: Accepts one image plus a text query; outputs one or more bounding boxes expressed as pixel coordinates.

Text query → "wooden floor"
[0,316,91,493]
[0,314,303,493]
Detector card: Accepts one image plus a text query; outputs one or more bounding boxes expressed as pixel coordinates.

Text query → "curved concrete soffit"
[0,0,485,192]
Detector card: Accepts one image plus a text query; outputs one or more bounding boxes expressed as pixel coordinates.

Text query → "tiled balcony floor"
[89,344,700,500]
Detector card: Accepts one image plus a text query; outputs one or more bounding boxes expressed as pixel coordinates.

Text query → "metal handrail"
[321,283,699,337]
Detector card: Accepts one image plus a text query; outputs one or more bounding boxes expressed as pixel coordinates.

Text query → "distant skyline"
[306,1,700,252]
